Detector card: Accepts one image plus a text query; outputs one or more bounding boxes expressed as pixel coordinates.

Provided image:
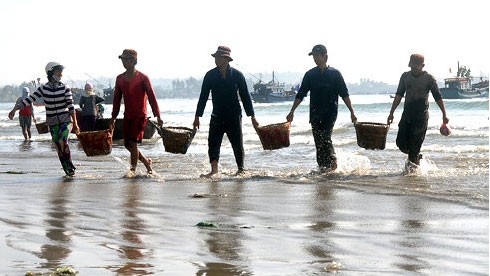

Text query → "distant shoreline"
[0,75,399,103]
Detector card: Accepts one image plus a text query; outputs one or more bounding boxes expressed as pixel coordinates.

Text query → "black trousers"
[208,115,244,170]
[311,122,336,168]
[396,116,428,163]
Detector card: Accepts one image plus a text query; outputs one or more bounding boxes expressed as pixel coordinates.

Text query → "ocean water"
[1,95,486,208]
[0,95,488,275]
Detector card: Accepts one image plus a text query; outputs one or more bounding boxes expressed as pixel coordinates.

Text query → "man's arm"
[144,76,163,126]
[387,95,403,124]
[286,98,302,122]
[236,72,259,128]
[341,96,357,123]
[388,73,408,124]
[435,99,449,124]
[287,72,311,122]
[193,73,211,129]
[110,78,123,129]
[429,74,449,124]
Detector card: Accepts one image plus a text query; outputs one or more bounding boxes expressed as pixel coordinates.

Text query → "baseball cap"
[308,44,327,56]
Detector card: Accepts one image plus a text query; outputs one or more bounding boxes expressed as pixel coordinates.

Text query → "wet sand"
[0,153,488,275]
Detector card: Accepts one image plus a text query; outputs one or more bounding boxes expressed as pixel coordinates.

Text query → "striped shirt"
[17,82,75,126]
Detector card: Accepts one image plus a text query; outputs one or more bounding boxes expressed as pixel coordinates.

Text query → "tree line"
[0,77,256,103]
[0,76,397,103]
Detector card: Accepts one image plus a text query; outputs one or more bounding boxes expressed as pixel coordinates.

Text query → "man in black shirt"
[387,54,449,166]
[287,44,357,172]
[194,46,259,178]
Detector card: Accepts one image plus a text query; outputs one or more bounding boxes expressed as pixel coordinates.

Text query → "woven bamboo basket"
[76,129,113,156]
[255,122,291,150]
[35,122,49,134]
[158,126,196,154]
[354,122,389,150]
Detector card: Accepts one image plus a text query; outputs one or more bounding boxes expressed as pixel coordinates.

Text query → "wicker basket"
[76,129,113,156]
[255,122,291,150]
[143,120,157,139]
[158,126,196,154]
[96,118,124,140]
[354,122,389,150]
[35,122,49,134]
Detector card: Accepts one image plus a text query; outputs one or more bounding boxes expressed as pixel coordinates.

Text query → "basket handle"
[148,119,164,138]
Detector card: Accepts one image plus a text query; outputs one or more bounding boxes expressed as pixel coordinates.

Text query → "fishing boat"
[250,72,297,103]
[440,63,489,99]
[103,87,114,104]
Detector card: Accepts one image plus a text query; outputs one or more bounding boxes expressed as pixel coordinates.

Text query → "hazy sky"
[1,0,488,86]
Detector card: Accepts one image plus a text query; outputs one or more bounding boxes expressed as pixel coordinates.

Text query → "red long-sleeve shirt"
[111,71,160,119]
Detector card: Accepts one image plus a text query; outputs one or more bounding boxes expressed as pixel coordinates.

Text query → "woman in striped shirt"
[8,62,80,176]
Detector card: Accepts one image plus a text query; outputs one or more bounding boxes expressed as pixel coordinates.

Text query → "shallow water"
[0,96,488,275]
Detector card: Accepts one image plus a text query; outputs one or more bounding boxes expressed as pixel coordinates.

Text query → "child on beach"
[110,49,163,175]
[15,87,36,141]
[8,62,80,176]
[387,54,449,166]
[96,103,105,119]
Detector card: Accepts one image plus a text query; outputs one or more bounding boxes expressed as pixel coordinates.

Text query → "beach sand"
[0,148,488,275]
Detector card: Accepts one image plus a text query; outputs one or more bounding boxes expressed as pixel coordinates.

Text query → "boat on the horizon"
[440,63,489,99]
[250,72,297,103]
[103,87,114,104]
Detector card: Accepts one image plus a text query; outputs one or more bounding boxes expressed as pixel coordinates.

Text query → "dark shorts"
[311,121,336,168]
[123,117,147,143]
[208,115,244,170]
[19,115,32,128]
[396,116,428,162]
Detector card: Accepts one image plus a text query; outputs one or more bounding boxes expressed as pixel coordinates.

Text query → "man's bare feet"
[125,169,136,178]
[200,171,218,178]
[235,168,245,176]
[146,158,153,174]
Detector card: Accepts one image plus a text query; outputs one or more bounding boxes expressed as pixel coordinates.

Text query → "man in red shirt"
[111,49,163,175]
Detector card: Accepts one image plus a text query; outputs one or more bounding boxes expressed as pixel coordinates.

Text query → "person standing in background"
[193,46,259,178]
[111,49,163,175]
[287,44,357,173]
[387,54,449,166]
[79,82,104,131]
[9,62,80,176]
[16,87,36,141]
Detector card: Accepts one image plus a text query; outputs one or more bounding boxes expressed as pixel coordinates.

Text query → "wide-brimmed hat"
[408,54,424,66]
[308,44,327,56]
[119,49,137,59]
[211,46,233,61]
